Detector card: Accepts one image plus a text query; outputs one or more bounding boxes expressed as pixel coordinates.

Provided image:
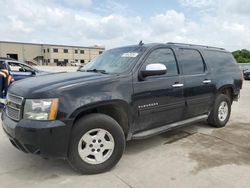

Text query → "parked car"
[0,57,49,81]
[1,43,243,174]
[57,61,67,66]
[70,61,81,66]
[243,68,250,80]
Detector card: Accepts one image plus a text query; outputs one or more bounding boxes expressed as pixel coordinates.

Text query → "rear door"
[177,48,216,118]
[132,48,185,132]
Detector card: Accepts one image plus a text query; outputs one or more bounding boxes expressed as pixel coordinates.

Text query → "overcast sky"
[0,0,250,51]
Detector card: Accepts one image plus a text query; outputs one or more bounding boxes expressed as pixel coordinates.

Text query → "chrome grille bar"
[6,93,24,121]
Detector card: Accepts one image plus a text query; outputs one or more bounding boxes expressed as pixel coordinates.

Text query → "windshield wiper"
[86,69,108,74]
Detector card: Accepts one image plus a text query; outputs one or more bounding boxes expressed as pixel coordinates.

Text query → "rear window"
[178,49,205,75]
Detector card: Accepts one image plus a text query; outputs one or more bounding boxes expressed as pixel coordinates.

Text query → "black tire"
[207,94,231,128]
[68,113,125,174]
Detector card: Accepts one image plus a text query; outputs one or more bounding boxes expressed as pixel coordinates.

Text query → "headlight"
[23,99,59,120]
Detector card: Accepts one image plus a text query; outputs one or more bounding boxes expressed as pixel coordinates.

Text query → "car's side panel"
[201,50,243,96]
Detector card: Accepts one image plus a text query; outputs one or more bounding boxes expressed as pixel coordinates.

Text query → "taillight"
[241,71,244,81]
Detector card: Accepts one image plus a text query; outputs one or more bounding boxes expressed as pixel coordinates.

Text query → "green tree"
[232,49,250,63]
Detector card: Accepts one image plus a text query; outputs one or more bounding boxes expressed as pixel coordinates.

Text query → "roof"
[166,42,226,51]
[0,57,17,61]
[0,41,105,50]
[115,42,227,52]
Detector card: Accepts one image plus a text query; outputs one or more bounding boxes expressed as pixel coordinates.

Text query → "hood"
[9,72,112,98]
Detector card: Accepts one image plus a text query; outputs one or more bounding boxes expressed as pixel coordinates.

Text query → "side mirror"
[77,65,84,72]
[30,70,36,75]
[140,63,167,78]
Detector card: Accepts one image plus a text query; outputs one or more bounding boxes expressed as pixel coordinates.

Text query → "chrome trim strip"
[6,106,20,121]
[7,93,24,105]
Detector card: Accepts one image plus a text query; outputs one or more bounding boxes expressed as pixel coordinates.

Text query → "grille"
[6,93,24,121]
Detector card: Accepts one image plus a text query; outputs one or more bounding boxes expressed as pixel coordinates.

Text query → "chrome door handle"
[203,80,211,84]
[172,83,184,88]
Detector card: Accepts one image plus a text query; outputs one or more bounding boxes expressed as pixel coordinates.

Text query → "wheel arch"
[217,84,235,101]
[70,100,131,137]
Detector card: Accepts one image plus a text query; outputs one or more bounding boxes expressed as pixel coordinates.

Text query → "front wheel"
[68,114,125,174]
[207,94,231,128]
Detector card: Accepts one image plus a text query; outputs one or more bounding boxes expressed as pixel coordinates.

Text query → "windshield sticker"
[121,52,139,58]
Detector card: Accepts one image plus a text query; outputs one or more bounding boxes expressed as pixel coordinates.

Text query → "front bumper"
[1,111,72,158]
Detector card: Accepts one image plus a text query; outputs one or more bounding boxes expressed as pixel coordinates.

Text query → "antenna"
[139,41,144,46]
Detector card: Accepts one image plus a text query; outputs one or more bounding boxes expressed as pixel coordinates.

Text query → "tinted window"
[179,49,205,75]
[202,50,237,72]
[143,48,178,76]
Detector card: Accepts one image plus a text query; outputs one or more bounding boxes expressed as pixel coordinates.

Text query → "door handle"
[203,80,211,84]
[172,83,184,88]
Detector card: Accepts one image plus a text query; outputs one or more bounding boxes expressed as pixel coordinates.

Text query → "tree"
[232,49,250,63]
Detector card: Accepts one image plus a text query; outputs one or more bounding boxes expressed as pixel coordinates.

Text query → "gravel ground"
[0,69,249,188]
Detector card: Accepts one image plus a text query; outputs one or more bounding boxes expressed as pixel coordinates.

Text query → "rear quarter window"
[202,50,237,72]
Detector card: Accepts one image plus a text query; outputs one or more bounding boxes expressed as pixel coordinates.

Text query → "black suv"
[1,43,243,174]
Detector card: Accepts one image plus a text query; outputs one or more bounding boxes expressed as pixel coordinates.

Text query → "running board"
[131,115,208,140]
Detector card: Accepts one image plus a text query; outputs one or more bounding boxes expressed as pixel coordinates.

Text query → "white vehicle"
[70,62,81,66]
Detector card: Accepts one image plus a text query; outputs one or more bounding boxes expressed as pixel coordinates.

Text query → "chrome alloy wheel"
[78,128,115,165]
[218,101,229,122]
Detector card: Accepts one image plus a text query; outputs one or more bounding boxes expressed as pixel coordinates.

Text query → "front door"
[132,48,185,132]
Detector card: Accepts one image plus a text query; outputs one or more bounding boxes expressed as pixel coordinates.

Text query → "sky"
[0,0,250,51]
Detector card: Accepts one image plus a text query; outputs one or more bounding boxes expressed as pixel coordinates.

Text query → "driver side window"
[143,48,178,77]
[8,62,32,72]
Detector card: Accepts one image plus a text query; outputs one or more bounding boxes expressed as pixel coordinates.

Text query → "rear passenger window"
[179,49,205,75]
[144,48,178,76]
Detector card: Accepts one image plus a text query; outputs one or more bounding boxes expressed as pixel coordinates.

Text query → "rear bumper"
[1,111,73,159]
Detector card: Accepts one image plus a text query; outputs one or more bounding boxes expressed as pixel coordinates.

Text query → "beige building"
[0,41,105,65]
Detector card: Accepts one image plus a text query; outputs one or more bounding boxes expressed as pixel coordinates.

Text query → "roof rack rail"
[167,42,225,50]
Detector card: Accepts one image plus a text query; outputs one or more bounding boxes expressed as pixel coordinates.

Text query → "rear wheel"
[68,114,125,174]
[208,94,231,128]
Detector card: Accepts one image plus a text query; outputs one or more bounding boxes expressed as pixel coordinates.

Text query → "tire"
[207,94,231,128]
[68,113,125,174]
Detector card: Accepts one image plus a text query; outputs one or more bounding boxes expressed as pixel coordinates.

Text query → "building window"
[64,59,68,63]
[43,49,46,53]
[54,59,58,63]
[53,48,58,53]
[99,51,103,54]
[75,49,78,54]
[80,50,84,54]
[48,59,50,63]
[47,48,49,53]
[81,60,85,64]
[64,49,68,53]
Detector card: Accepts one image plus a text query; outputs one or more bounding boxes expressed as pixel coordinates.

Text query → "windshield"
[80,46,145,74]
